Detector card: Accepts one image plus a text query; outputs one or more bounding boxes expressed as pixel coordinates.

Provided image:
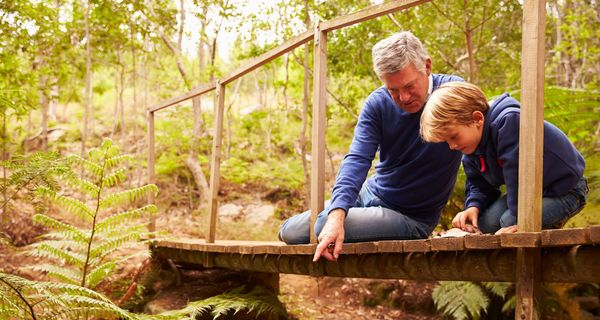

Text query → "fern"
[29,138,159,290]
[0,270,139,320]
[433,281,489,320]
[140,286,287,320]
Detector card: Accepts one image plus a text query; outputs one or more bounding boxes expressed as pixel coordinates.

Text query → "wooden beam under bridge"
[153,245,599,283]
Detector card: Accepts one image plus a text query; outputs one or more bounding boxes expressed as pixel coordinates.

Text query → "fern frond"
[67,155,104,178]
[32,214,89,243]
[86,261,117,289]
[100,184,159,208]
[35,187,94,220]
[65,175,100,198]
[101,168,127,188]
[89,232,151,262]
[433,281,489,320]
[483,282,512,299]
[96,205,157,231]
[29,264,80,285]
[30,242,86,267]
[104,155,134,169]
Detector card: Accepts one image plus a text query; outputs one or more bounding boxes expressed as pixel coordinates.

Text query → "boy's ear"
[472,111,484,125]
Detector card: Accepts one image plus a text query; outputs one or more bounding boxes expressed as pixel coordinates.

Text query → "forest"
[0,0,599,319]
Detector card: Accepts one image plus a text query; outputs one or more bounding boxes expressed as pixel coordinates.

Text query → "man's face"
[381,59,431,113]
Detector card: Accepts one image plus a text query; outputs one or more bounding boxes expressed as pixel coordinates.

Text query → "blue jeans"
[278,184,433,244]
[478,177,589,233]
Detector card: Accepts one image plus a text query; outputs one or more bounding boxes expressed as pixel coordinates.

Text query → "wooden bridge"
[147,0,598,318]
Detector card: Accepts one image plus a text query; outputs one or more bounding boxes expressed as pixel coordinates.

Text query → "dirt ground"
[279,274,442,320]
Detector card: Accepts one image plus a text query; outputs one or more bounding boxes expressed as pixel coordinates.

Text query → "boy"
[420,82,588,234]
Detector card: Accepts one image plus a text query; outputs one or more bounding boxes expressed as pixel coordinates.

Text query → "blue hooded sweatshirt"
[463,93,586,217]
[328,74,463,227]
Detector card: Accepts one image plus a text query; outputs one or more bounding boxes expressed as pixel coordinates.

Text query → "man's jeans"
[278,184,433,244]
[478,177,589,233]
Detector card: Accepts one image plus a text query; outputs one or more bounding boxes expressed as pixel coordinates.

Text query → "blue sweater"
[328,74,463,227]
[463,93,586,217]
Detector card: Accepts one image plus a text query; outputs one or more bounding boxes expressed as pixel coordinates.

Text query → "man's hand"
[495,225,518,234]
[313,209,345,262]
[452,207,480,231]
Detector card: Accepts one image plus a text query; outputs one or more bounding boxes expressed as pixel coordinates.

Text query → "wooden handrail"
[320,0,430,32]
[148,83,216,113]
[221,30,314,85]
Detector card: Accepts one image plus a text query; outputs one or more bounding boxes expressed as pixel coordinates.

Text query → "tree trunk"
[225,78,242,160]
[300,0,311,207]
[178,0,185,51]
[39,73,49,151]
[463,0,477,83]
[186,97,210,208]
[81,0,91,157]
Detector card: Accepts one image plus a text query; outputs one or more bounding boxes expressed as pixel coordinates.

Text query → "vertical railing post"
[148,110,156,234]
[517,0,545,318]
[207,81,226,243]
[310,23,327,244]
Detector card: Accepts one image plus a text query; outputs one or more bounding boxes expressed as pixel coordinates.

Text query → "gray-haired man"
[279,31,463,262]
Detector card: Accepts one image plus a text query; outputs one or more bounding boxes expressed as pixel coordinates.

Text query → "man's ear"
[472,111,485,125]
[425,58,432,76]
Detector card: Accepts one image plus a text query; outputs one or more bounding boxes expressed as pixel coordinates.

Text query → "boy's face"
[381,59,432,114]
[440,112,485,155]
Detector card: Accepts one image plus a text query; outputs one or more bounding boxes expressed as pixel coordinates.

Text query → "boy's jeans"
[478,177,589,234]
[278,183,433,244]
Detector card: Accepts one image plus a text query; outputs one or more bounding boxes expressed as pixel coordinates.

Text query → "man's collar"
[427,74,433,96]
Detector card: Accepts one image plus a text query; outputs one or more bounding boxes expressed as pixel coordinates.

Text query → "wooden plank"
[430,237,465,251]
[221,30,314,85]
[147,111,156,234]
[310,28,327,244]
[347,242,378,254]
[588,225,600,243]
[207,83,226,243]
[541,228,588,246]
[403,239,431,252]
[148,83,216,113]
[500,232,540,248]
[320,0,431,32]
[279,244,316,255]
[464,234,502,250]
[377,240,404,253]
[516,248,542,319]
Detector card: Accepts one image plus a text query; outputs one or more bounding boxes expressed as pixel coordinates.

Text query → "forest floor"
[0,187,444,319]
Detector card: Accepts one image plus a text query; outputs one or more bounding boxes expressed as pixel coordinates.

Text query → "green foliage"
[433,281,512,320]
[0,151,70,216]
[0,270,138,320]
[142,286,287,320]
[29,138,158,289]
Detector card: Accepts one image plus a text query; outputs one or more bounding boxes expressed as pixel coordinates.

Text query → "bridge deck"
[152,226,600,283]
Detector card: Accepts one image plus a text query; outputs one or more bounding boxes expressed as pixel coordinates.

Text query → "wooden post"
[207,82,226,243]
[310,24,327,244]
[148,111,156,234]
[517,0,545,318]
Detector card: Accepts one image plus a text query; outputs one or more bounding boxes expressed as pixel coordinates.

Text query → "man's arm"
[313,208,345,262]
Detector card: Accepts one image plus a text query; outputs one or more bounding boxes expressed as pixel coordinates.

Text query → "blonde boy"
[420,82,587,234]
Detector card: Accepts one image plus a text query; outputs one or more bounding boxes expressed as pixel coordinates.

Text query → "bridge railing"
[148,1,547,317]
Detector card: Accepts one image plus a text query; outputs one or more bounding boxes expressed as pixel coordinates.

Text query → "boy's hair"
[420,81,489,142]
[372,31,429,79]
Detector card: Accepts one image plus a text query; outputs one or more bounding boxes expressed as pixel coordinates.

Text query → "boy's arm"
[463,157,502,211]
[495,112,521,223]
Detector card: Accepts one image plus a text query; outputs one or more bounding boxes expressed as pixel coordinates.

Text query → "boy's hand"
[452,207,480,231]
[495,225,518,234]
[313,209,345,262]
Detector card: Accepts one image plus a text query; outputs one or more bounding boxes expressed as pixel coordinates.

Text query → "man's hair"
[420,81,489,142]
[372,31,430,78]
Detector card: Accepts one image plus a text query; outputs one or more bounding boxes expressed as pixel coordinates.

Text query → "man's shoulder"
[432,74,464,86]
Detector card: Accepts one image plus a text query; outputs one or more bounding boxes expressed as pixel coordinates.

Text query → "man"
[278,31,463,262]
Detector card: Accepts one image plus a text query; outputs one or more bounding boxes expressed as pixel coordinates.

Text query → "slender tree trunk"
[225,78,242,160]
[119,60,125,147]
[186,97,210,208]
[81,0,91,156]
[111,64,120,139]
[178,0,185,51]
[39,74,49,151]
[300,0,311,207]
[1,110,6,229]
[463,0,477,83]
